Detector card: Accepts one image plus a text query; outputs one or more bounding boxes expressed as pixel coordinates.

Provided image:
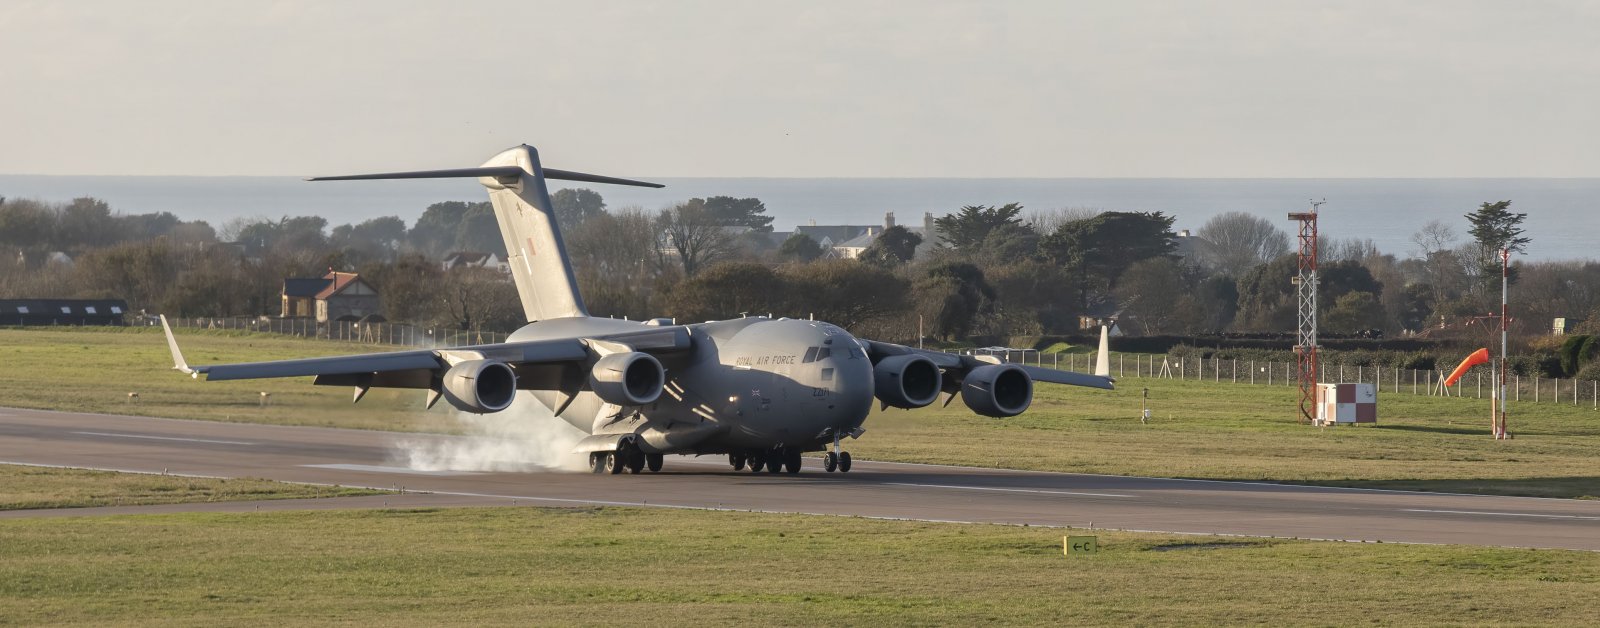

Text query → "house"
[0,299,128,326]
[442,251,511,274]
[814,212,937,259]
[1553,317,1584,335]
[280,271,381,322]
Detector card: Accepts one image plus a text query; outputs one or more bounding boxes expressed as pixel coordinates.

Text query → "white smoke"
[393,395,590,473]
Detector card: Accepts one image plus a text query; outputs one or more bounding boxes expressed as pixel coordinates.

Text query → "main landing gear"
[729,446,827,475]
[588,441,664,475]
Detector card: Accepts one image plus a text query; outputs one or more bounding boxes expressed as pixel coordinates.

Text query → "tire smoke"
[393,396,588,473]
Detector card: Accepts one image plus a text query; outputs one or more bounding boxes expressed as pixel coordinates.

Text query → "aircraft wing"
[860,339,1115,391]
[159,315,691,395]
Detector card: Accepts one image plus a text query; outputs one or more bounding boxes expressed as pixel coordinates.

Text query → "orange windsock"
[1444,348,1490,387]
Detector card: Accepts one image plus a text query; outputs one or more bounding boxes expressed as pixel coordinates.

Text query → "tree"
[986,260,1079,335]
[657,199,735,277]
[0,199,55,250]
[933,203,1024,252]
[859,225,922,266]
[1464,200,1530,295]
[1410,219,1463,319]
[660,262,786,323]
[1195,211,1289,278]
[777,233,825,263]
[1235,256,1384,331]
[551,188,605,232]
[454,204,506,256]
[440,266,523,331]
[55,197,118,252]
[914,262,995,340]
[782,260,910,331]
[566,207,660,319]
[1114,258,1186,335]
[700,196,773,232]
[1323,291,1386,334]
[409,201,480,256]
[364,253,444,324]
[1041,211,1179,311]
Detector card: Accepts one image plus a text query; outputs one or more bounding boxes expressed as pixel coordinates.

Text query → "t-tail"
[309,145,663,322]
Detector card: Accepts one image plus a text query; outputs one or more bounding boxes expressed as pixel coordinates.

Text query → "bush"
[1559,335,1591,376]
[1577,361,1600,383]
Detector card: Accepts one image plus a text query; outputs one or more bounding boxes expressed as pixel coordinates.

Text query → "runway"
[2,407,1598,551]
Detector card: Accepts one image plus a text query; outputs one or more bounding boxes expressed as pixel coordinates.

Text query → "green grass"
[4,327,1599,498]
[1,506,1596,626]
[0,464,380,510]
[0,326,455,432]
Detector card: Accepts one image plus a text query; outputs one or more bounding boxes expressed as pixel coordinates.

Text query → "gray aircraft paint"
[159,144,1112,470]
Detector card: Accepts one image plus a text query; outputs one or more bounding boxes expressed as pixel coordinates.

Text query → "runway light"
[728,396,738,403]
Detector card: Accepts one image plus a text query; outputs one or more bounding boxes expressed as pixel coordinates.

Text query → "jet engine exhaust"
[441,359,518,413]
[960,364,1033,417]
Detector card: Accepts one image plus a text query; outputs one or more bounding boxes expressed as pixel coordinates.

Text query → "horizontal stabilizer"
[308,166,663,188]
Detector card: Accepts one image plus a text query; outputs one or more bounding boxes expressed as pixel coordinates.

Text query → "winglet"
[1094,325,1112,378]
[159,315,197,377]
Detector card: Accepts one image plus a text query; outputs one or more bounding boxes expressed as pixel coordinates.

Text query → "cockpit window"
[803,347,819,363]
[816,347,832,361]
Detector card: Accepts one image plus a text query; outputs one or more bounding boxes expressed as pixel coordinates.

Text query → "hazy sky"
[3,1,1597,177]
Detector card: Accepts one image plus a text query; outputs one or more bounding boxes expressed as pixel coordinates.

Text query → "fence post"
[1412,369,1417,395]
[1516,375,1521,402]
[1535,376,1540,403]
[1232,359,1237,383]
[1251,360,1256,385]
[1119,354,1123,378]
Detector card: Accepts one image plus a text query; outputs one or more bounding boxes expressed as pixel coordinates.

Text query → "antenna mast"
[1288,200,1324,423]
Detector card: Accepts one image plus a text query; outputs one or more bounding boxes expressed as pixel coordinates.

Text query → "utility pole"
[1288,200,1323,423]
[1497,247,1510,439]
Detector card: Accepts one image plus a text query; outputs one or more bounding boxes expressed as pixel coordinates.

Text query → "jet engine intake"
[873,354,942,408]
[589,351,665,406]
[441,359,517,414]
[960,364,1033,418]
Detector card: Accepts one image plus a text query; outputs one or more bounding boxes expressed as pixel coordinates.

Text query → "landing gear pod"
[589,352,665,406]
[873,354,942,408]
[441,359,517,413]
[960,364,1032,418]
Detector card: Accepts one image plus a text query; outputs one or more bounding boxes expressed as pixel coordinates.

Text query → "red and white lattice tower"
[1287,201,1324,423]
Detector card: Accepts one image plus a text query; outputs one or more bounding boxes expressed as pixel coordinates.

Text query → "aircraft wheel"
[784,448,802,474]
[627,450,645,474]
[838,451,852,473]
[646,453,664,473]
[824,451,838,473]
[589,452,607,474]
[746,455,764,473]
[765,454,783,473]
[606,452,624,475]
[730,454,746,471]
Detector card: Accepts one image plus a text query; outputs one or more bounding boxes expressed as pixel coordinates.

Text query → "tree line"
[3,190,1597,351]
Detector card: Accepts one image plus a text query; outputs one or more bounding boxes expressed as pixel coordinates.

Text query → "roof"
[796,225,871,244]
[0,299,129,318]
[282,278,330,298]
[835,229,880,249]
[443,251,498,264]
[314,272,364,300]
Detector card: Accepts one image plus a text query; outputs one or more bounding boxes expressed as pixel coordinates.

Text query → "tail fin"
[310,145,662,322]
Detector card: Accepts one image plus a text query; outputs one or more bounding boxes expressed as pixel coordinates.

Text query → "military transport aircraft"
[160,145,1114,475]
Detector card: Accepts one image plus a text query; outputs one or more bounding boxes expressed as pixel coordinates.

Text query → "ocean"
[0,175,1594,261]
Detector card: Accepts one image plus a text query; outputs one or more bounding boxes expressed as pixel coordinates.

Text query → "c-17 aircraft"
[160,144,1114,475]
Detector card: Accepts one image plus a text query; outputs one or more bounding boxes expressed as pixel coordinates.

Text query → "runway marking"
[302,464,482,477]
[884,482,1133,498]
[73,431,254,446]
[1403,508,1600,521]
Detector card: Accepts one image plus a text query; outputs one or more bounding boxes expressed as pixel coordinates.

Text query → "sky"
[2,0,1597,178]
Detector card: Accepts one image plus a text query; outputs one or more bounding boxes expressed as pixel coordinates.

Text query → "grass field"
[0,506,1595,626]
[0,464,380,510]
[4,327,1598,498]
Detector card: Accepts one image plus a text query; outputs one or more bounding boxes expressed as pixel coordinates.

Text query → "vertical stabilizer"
[307,144,663,323]
[1095,325,1112,377]
[477,145,586,321]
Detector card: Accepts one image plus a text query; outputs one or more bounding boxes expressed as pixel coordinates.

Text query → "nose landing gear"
[824,432,852,473]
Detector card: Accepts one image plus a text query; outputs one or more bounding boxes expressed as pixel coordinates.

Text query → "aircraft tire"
[646,453,664,473]
[589,452,606,474]
[824,451,838,472]
[746,455,764,473]
[627,450,645,474]
[784,448,801,474]
[606,452,624,475]
[765,455,783,473]
[730,454,746,471]
[839,451,852,473]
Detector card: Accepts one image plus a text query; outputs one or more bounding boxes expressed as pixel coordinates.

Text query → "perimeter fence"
[149,316,510,347]
[980,350,1600,410]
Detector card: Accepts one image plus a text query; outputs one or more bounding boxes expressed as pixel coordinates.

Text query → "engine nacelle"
[589,351,665,407]
[441,359,517,414]
[873,354,942,408]
[960,364,1033,418]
